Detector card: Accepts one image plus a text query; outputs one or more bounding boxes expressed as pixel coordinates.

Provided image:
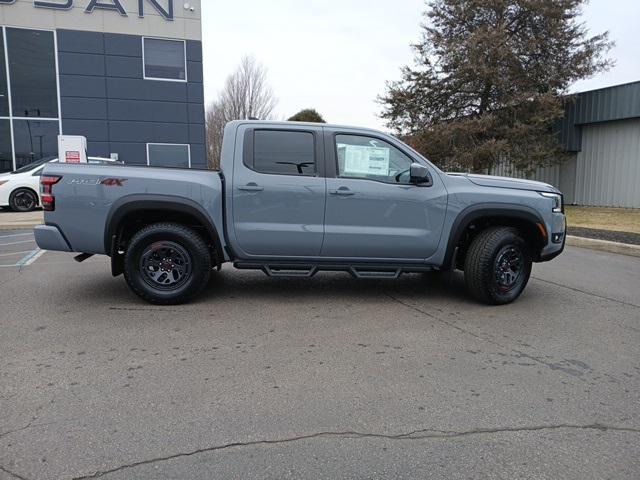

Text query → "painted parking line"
[0,233,34,239]
[0,249,46,268]
[0,250,34,258]
[0,239,35,247]
[16,249,46,266]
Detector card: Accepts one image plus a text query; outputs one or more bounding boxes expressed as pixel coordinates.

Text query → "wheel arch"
[105,195,224,276]
[442,204,548,270]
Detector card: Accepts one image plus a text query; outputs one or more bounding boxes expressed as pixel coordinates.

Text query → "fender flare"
[442,203,547,269]
[104,194,224,265]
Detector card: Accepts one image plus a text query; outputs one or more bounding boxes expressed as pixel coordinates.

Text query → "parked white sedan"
[0,156,120,212]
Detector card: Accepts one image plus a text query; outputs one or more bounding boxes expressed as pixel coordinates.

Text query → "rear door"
[230,125,326,257]
[321,130,447,260]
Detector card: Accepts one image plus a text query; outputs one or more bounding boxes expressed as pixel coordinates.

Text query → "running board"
[234,261,435,279]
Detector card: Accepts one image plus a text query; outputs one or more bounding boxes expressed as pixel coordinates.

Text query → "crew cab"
[34,121,566,305]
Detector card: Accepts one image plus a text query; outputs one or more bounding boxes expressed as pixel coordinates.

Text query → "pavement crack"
[71,423,640,479]
[531,276,640,309]
[384,292,504,348]
[1,403,50,439]
[0,465,31,480]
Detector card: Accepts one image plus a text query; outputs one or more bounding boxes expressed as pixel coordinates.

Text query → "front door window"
[336,134,414,184]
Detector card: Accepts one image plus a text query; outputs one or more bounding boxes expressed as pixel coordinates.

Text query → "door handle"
[329,187,355,196]
[238,183,264,192]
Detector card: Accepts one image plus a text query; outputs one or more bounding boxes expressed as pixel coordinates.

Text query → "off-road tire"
[9,188,38,212]
[124,222,211,305]
[464,227,532,305]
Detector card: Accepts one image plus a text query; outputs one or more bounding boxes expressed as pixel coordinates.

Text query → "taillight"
[40,176,62,211]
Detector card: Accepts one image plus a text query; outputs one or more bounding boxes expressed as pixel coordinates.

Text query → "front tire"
[9,188,38,212]
[464,227,532,305]
[124,223,211,305]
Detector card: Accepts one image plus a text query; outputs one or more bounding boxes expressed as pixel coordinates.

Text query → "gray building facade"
[0,0,205,173]
[495,81,640,208]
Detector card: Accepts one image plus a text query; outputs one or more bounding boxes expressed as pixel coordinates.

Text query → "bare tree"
[206,56,277,169]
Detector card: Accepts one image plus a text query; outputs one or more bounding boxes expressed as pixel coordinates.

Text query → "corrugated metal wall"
[573,119,640,208]
[492,118,640,208]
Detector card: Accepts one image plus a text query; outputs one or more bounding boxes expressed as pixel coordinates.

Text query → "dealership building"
[0,0,205,173]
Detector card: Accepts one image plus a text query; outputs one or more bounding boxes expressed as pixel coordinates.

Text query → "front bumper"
[538,213,566,262]
[34,224,72,252]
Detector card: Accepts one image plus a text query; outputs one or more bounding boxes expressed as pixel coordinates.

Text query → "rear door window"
[251,130,315,176]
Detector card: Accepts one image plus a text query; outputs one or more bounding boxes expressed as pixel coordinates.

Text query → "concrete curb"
[567,235,640,257]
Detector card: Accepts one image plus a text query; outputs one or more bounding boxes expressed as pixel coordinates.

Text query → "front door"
[322,132,447,260]
[231,127,326,257]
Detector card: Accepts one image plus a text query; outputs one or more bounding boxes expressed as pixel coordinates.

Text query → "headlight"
[539,192,563,213]
[0,180,9,187]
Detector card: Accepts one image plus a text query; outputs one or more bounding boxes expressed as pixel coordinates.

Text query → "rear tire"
[464,227,532,305]
[123,222,211,305]
[9,188,38,212]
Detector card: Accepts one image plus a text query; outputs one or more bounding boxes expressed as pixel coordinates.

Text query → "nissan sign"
[0,0,175,20]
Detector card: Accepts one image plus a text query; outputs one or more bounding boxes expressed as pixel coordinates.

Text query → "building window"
[147,143,191,168]
[143,38,187,82]
[0,27,61,173]
[252,130,315,176]
[0,120,11,173]
[12,120,59,169]
[6,28,59,118]
[0,33,8,117]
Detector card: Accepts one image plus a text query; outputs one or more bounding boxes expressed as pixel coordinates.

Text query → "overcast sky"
[201,0,640,131]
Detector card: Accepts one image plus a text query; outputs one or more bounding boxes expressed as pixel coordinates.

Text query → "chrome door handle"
[238,183,264,192]
[329,187,355,196]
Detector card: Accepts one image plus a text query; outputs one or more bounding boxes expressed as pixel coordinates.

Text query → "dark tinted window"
[12,120,59,169]
[144,38,186,81]
[0,34,8,117]
[0,120,11,173]
[6,28,58,118]
[253,130,315,176]
[148,144,190,168]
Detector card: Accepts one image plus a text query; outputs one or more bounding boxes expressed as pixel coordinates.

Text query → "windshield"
[11,157,55,174]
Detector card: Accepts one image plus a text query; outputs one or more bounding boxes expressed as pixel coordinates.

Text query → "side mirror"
[410,163,431,185]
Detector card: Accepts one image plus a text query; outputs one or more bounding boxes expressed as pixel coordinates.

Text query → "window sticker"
[342,145,390,176]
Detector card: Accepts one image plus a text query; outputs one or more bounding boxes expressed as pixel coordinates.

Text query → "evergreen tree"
[288,109,326,123]
[380,0,612,172]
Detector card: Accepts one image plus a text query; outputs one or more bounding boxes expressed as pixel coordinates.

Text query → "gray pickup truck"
[35,120,566,305]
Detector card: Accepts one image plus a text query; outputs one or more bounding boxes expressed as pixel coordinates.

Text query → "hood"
[0,172,10,180]
[448,173,559,193]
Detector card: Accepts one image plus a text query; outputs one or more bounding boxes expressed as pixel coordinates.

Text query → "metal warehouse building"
[498,81,640,208]
[0,0,205,174]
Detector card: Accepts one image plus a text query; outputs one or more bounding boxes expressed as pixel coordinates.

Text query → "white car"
[0,156,120,212]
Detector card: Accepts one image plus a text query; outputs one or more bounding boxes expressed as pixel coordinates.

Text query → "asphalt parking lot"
[1,230,639,480]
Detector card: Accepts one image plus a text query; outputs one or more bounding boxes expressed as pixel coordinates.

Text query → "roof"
[558,80,640,151]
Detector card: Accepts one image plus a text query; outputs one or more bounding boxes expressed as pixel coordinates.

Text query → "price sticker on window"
[343,145,390,176]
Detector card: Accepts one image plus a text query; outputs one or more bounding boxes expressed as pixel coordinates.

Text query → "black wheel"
[464,227,532,305]
[9,188,38,212]
[123,223,211,305]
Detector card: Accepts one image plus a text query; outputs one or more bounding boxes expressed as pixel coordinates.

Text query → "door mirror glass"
[410,163,431,184]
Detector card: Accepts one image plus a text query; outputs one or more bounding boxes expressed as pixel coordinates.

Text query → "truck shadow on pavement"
[70,269,475,308]
[200,270,474,305]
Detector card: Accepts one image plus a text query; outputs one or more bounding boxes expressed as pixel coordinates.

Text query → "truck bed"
[39,163,223,255]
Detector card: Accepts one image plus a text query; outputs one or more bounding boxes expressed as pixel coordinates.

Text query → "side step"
[234,262,434,279]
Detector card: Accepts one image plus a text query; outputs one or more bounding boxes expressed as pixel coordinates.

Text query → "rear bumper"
[34,224,72,252]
